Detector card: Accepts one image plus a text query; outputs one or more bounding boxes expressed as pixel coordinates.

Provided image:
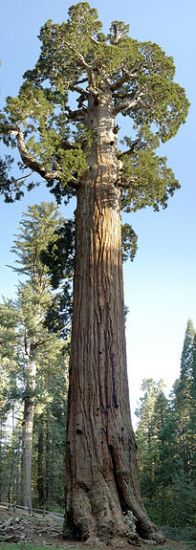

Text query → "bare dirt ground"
[0,506,194,550]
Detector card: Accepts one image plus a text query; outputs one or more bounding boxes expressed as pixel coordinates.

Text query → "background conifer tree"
[0,203,70,508]
[136,322,196,537]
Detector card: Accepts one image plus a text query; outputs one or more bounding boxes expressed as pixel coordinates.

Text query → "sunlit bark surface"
[65,85,164,545]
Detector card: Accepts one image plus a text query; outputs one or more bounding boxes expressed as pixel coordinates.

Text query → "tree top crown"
[0,2,190,211]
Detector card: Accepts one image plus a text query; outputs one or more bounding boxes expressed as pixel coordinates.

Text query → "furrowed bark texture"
[65,85,164,545]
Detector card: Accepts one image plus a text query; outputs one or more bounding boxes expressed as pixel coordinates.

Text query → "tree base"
[84,534,140,548]
[64,497,166,547]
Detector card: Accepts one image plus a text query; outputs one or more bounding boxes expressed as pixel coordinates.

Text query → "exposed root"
[65,475,165,546]
[135,518,166,545]
[84,535,106,548]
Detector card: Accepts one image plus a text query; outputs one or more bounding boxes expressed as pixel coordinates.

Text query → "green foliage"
[12,202,64,280]
[0,1,189,222]
[136,321,196,531]
[179,319,195,379]
[121,146,180,212]
[0,155,27,202]
[121,223,138,261]
[135,379,167,513]
[190,333,196,403]
[160,525,196,542]
[0,202,71,507]
[171,321,196,527]
[41,218,74,288]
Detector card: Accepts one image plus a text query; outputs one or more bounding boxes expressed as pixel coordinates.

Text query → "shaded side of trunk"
[22,351,36,509]
[65,84,164,546]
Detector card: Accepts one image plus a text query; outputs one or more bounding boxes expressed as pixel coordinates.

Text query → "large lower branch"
[5,127,62,181]
[17,129,62,181]
[4,127,78,187]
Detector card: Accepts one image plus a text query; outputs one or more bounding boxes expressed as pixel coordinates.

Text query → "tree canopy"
[0,2,189,212]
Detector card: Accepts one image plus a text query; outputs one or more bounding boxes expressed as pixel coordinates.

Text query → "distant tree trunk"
[65,85,164,545]
[22,348,36,509]
[7,407,16,503]
[16,444,22,505]
[45,409,51,508]
[37,413,45,507]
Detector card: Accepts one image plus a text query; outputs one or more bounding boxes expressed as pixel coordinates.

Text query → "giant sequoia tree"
[0,3,189,545]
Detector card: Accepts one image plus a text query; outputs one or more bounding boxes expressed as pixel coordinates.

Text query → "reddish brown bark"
[65,85,164,545]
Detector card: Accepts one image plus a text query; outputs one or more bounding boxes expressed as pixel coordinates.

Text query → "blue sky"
[0,0,196,418]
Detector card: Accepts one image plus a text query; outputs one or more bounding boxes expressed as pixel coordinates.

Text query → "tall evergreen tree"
[190,332,196,421]
[171,320,196,527]
[0,315,18,502]
[0,2,189,543]
[34,350,69,508]
[135,379,165,513]
[180,320,195,379]
[149,390,176,525]
[0,203,69,508]
[0,300,24,504]
[136,323,196,532]
[174,320,195,477]
[0,296,68,508]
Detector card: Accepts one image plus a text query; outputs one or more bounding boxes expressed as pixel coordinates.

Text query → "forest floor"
[0,506,194,550]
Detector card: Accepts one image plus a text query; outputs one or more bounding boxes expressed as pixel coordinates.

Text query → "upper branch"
[60,139,81,150]
[70,85,89,97]
[66,107,87,121]
[111,67,140,91]
[117,139,142,158]
[113,89,146,114]
[63,40,93,72]
[74,77,88,85]
[63,40,98,91]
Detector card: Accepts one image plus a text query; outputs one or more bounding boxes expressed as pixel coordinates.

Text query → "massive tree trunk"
[65,84,164,545]
[22,349,36,509]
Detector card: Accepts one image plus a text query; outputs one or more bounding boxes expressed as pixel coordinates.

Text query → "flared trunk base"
[64,482,165,546]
